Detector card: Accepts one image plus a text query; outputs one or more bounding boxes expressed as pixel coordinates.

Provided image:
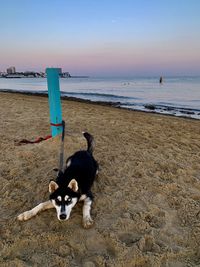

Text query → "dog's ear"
[49,180,59,193]
[68,179,78,192]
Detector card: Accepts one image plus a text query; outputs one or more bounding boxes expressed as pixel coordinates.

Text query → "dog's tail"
[83,132,94,154]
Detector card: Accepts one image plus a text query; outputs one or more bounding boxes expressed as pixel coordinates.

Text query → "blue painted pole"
[46,68,63,137]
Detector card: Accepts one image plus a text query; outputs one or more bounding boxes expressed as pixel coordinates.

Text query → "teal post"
[46,68,63,137]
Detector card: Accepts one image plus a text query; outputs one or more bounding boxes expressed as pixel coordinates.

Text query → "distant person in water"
[159,76,163,84]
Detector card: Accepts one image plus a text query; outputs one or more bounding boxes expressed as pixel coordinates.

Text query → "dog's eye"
[66,198,72,205]
[57,196,62,201]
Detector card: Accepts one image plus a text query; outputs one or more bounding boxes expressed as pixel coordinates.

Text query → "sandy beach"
[0,92,200,267]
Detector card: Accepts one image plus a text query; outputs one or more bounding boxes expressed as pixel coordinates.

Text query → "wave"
[60,91,139,100]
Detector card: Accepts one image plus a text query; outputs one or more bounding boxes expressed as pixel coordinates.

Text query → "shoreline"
[0,88,199,121]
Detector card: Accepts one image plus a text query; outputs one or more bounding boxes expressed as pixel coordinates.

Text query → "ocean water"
[0,76,200,119]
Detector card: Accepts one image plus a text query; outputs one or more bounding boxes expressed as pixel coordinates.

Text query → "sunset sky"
[1,0,200,76]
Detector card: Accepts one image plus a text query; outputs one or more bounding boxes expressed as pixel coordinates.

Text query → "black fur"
[50,132,98,200]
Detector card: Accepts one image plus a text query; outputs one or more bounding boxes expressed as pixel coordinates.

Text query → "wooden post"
[46,68,63,137]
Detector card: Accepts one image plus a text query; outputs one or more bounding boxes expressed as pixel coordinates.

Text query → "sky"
[0,0,200,76]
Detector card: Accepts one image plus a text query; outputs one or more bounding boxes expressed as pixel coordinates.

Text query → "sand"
[0,92,200,267]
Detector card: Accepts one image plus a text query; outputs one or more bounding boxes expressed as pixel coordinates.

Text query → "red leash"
[15,122,63,146]
[50,122,63,127]
[15,135,52,145]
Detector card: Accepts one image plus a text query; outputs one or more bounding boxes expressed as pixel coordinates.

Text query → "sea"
[0,76,200,119]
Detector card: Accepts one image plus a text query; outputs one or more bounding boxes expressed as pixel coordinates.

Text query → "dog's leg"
[82,197,94,228]
[17,200,54,221]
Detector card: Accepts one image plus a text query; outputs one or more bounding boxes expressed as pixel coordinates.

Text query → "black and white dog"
[18,132,98,228]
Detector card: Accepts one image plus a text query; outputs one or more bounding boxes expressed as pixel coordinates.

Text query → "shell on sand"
[0,92,200,267]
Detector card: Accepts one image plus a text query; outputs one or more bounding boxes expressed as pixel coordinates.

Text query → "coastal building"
[62,72,71,78]
[1,67,71,78]
[0,71,7,77]
[7,66,16,74]
[39,72,46,78]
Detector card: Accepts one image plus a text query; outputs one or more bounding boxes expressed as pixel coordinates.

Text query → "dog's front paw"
[17,211,33,221]
[83,216,94,229]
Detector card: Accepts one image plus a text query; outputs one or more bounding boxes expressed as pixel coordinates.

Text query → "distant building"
[0,71,7,77]
[62,72,71,78]
[7,66,16,74]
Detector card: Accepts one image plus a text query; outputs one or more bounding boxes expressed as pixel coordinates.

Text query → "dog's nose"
[59,214,66,220]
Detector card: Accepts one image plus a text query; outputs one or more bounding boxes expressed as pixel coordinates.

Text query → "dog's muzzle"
[59,204,67,220]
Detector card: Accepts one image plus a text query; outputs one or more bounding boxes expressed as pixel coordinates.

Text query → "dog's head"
[49,179,79,221]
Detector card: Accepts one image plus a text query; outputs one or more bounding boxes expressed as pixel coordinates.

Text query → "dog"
[17,132,98,228]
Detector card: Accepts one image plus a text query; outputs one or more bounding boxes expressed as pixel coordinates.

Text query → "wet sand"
[0,92,200,267]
